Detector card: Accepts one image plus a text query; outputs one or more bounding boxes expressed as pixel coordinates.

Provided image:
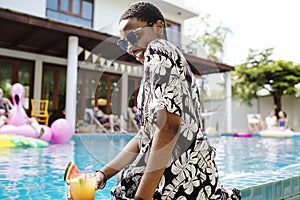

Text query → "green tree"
[185,14,231,62]
[232,48,300,115]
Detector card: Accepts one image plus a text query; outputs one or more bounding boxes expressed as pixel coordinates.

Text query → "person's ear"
[153,20,165,37]
[154,20,164,28]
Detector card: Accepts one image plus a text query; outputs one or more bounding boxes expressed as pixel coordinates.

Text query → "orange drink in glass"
[69,174,96,200]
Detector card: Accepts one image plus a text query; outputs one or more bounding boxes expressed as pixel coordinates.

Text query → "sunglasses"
[117,23,153,51]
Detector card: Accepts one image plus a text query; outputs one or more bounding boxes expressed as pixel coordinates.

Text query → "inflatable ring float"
[0,134,48,148]
[205,127,219,137]
[259,129,294,138]
[233,132,253,138]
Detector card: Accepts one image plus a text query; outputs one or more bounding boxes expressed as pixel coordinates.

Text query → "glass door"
[42,64,66,112]
[76,70,121,121]
[128,76,141,108]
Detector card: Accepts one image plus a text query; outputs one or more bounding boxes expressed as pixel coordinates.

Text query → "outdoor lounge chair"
[127,107,140,132]
[84,108,127,133]
[247,113,263,133]
[84,108,108,133]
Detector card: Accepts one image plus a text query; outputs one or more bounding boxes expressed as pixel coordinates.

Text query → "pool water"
[211,136,300,189]
[0,134,133,200]
[0,134,300,199]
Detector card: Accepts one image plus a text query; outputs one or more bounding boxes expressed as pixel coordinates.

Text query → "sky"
[184,0,300,66]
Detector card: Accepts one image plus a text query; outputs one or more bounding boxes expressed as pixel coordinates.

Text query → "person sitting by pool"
[0,88,13,117]
[131,106,140,125]
[76,2,241,200]
[277,110,288,130]
[127,106,140,131]
[0,87,13,127]
[265,110,277,130]
[93,106,115,132]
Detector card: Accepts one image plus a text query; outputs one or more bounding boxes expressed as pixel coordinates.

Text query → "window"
[0,57,34,112]
[46,0,93,28]
[166,20,181,48]
[76,70,122,121]
[56,0,92,18]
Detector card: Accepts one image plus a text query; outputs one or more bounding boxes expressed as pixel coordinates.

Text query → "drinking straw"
[84,165,94,184]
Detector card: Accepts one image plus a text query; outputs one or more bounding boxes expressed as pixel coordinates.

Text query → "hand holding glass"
[69,174,96,200]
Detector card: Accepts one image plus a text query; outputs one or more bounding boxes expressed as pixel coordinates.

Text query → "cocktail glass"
[69,174,96,200]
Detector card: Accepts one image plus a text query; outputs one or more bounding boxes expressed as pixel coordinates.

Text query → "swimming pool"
[0,134,300,199]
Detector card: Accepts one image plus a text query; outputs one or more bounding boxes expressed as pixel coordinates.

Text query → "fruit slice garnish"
[64,161,81,181]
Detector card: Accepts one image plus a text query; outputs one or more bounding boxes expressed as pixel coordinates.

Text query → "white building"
[0,0,234,131]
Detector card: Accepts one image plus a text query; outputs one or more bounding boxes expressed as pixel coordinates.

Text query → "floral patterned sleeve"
[144,40,183,117]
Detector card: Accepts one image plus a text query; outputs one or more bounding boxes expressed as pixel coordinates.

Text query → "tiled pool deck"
[240,175,300,200]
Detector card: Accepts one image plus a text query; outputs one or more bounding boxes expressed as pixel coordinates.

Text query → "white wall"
[93,0,192,36]
[0,0,195,43]
[93,0,131,36]
[204,95,300,133]
[0,0,46,18]
[164,0,185,8]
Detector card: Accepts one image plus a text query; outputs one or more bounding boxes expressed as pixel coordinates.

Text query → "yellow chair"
[31,99,49,126]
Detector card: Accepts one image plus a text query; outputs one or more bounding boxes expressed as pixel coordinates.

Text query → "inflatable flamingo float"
[0,83,74,145]
[0,83,52,142]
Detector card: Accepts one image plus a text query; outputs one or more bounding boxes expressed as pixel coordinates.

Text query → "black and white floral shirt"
[111,39,240,200]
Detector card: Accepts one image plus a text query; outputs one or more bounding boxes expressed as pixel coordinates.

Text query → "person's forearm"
[135,130,178,199]
[135,111,180,200]
[100,135,140,179]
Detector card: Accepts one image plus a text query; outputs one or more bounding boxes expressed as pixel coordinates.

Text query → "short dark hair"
[119,1,166,27]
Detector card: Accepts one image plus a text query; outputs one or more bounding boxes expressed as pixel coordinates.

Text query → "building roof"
[0,8,234,75]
